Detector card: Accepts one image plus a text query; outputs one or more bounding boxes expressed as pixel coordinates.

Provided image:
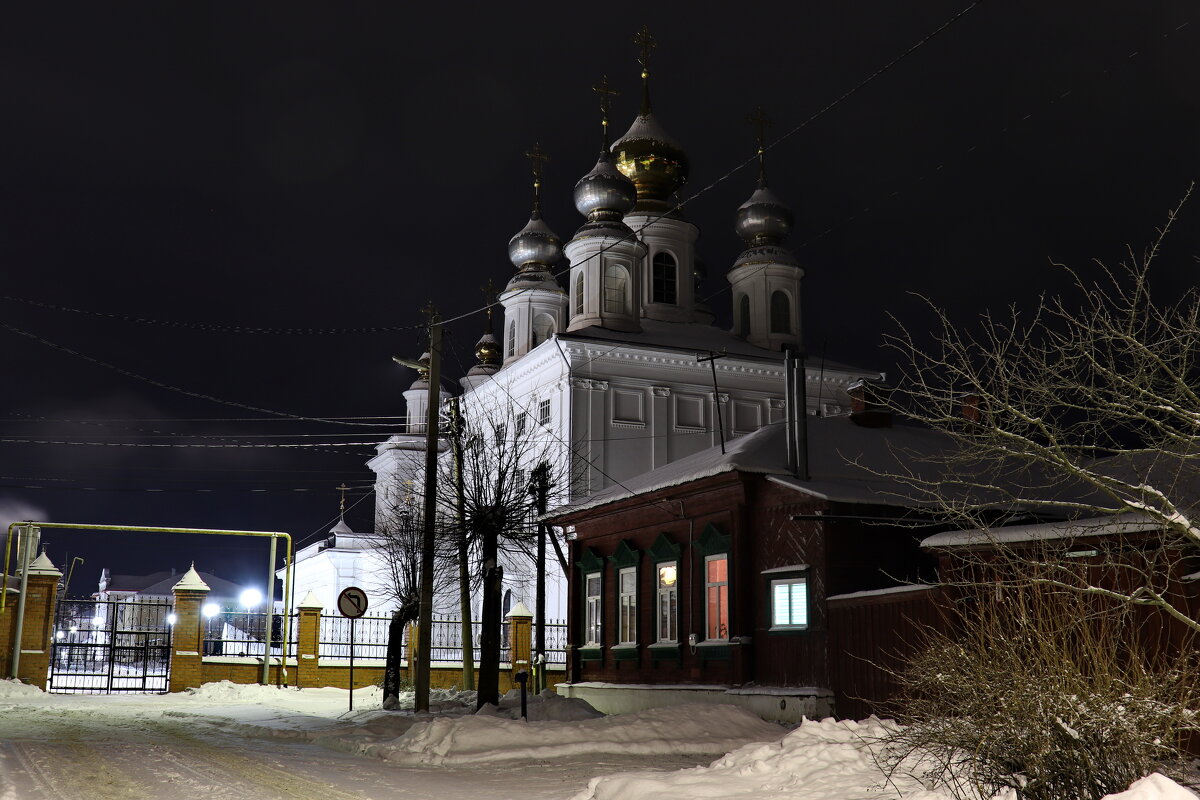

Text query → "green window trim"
[648,532,681,562]
[607,540,640,568]
[648,642,681,662]
[577,546,605,573]
[611,644,639,661]
[695,523,731,557]
[579,645,603,662]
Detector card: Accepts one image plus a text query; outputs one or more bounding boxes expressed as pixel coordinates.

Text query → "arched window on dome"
[532,314,555,347]
[603,264,630,315]
[652,252,677,305]
[574,272,584,317]
[770,291,791,334]
[507,319,516,358]
[737,294,751,338]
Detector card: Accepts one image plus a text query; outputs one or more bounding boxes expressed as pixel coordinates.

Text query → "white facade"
[357,62,883,633]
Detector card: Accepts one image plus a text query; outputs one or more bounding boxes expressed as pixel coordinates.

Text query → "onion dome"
[735,186,794,247]
[611,27,688,211]
[574,150,637,221]
[733,106,798,267]
[573,75,638,237]
[330,517,353,535]
[408,351,432,390]
[507,212,563,271]
[506,143,564,287]
[470,282,503,375]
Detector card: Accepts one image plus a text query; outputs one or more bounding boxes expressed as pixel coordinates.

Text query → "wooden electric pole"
[414,306,442,713]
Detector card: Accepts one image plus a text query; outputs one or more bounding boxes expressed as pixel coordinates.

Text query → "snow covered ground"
[0,679,1195,800]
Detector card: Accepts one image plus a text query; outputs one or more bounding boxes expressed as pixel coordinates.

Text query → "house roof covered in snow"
[98,568,243,600]
[920,513,1163,549]
[546,414,1092,521]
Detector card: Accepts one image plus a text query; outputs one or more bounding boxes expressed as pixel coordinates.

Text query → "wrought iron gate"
[48,597,173,694]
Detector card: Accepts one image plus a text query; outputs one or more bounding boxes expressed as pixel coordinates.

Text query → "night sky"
[2,2,1197,593]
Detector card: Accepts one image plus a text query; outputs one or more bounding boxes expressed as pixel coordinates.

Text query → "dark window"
[652,252,678,305]
[738,295,751,338]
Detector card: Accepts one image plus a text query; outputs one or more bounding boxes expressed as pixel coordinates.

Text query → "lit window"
[705,554,729,640]
[656,561,678,642]
[538,399,551,427]
[603,264,629,314]
[770,291,791,334]
[618,567,637,645]
[585,572,602,646]
[574,272,584,316]
[652,252,677,304]
[770,577,808,629]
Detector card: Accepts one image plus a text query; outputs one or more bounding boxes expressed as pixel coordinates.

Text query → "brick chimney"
[848,379,892,428]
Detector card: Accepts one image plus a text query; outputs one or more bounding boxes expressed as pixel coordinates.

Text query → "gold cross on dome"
[481,278,497,322]
[336,482,350,514]
[634,25,656,78]
[747,106,774,185]
[593,75,618,143]
[525,142,549,199]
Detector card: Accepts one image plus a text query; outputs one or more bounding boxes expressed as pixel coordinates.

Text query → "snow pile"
[1103,774,1199,800]
[339,703,785,767]
[475,687,604,721]
[571,716,1200,800]
[0,679,47,700]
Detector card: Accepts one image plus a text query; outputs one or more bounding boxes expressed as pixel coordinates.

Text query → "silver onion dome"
[735,186,794,247]
[574,150,637,220]
[507,211,564,271]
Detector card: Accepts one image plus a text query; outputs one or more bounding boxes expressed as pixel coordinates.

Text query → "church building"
[365,29,883,623]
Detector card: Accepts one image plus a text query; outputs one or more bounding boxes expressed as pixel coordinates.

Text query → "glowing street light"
[239,588,263,609]
[166,613,178,625]
[202,602,220,618]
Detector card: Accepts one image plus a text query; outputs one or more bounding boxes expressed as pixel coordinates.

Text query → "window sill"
[579,646,603,662]
[695,642,731,661]
[611,645,639,661]
[767,625,809,636]
[647,642,680,662]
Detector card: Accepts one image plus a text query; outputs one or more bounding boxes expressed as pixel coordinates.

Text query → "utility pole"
[414,306,442,713]
[530,462,550,693]
[697,350,728,454]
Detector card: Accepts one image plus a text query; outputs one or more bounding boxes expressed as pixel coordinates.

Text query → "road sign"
[337,586,368,619]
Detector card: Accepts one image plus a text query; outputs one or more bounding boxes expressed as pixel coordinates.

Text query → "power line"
[1,321,391,428]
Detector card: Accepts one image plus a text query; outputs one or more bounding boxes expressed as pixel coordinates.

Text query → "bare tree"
[371,496,454,708]
[882,189,1200,633]
[878,586,1200,800]
[436,395,573,708]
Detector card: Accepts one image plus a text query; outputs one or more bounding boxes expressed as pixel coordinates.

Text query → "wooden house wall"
[826,586,949,720]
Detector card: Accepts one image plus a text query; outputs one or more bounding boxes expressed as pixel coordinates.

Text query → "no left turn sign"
[337,586,368,619]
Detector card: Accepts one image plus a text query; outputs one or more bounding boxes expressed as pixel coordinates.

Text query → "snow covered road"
[0,683,743,800]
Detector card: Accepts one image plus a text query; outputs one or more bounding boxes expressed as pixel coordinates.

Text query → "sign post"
[337,586,368,712]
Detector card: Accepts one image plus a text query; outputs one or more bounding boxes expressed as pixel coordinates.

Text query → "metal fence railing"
[202,610,296,659]
[313,614,567,666]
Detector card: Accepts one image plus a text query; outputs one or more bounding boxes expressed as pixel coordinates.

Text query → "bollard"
[515,670,528,721]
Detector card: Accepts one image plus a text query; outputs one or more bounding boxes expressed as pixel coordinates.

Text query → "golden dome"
[612,113,688,211]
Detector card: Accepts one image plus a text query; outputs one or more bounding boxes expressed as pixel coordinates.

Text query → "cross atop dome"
[593,75,618,149]
[525,142,549,215]
[748,106,774,188]
[634,25,656,115]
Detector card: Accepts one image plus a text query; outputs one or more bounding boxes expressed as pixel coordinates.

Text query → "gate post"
[14,553,62,689]
[169,565,210,692]
[506,601,532,688]
[296,592,323,688]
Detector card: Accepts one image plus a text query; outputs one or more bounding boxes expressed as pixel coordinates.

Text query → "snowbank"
[0,679,46,700]
[1103,774,1199,800]
[332,703,786,767]
[570,716,1200,800]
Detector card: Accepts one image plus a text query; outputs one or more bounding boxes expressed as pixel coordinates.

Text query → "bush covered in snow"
[880,588,1200,800]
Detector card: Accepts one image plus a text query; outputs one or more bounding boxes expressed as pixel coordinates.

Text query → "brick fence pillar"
[14,552,62,689]
[506,601,532,685]
[296,591,323,688]
[169,565,210,692]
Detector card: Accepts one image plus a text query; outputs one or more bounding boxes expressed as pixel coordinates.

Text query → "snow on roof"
[560,319,876,375]
[171,564,210,592]
[920,513,1162,549]
[826,584,934,602]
